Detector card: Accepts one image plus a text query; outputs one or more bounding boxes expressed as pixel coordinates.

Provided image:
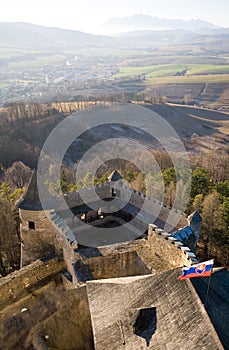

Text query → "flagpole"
[204,271,212,307]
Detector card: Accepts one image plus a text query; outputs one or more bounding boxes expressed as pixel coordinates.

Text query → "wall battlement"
[147,224,197,268]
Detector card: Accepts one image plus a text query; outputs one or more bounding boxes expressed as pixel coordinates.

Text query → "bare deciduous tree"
[0,199,20,277]
[4,161,32,189]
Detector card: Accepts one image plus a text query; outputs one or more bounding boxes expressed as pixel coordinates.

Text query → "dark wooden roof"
[16,170,56,211]
[188,211,202,223]
[108,170,122,182]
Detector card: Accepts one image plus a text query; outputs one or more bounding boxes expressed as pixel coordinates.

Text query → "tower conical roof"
[188,211,202,223]
[108,170,123,182]
[16,170,56,211]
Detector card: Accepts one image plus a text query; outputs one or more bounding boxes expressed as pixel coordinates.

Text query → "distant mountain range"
[0,22,111,51]
[0,21,229,54]
[101,14,221,33]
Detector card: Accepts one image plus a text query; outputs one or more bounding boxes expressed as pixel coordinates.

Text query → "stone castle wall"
[63,183,112,210]
[0,257,66,308]
[115,183,188,230]
[0,281,94,350]
[19,180,188,268]
[62,182,188,231]
[147,225,193,268]
[83,251,151,280]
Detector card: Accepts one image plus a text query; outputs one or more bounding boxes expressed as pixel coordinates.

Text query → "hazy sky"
[1,0,228,33]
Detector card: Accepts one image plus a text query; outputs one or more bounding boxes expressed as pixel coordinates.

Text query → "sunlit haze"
[1,0,228,34]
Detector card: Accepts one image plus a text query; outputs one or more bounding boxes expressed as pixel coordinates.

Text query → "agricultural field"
[187,64,229,75]
[113,64,229,79]
[145,74,229,85]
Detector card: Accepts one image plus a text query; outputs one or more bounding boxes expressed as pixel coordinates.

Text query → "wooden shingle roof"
[16,170,56,211]
[108,170,122,182]
[188,211,202,223]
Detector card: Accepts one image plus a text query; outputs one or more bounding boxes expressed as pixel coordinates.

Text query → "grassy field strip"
[145,74,229,84]
[114,64,187,78]
[114,64,229,79]
[187,65,229,75]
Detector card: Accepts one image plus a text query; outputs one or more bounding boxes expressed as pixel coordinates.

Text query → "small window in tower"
[28,221,35,230]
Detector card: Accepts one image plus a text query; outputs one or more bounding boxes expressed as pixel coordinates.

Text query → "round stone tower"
[16,170,57,266]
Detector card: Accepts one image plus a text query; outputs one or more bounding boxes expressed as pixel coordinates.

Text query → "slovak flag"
[178,259,214,280]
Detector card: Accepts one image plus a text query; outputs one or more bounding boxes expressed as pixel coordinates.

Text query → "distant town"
[0,55,120,103]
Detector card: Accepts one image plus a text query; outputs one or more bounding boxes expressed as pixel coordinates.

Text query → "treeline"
[0,181,24,277]
[0,162,32,276]
[188,153,229,266]
[0,95,169,169]
[0,99,120,169]
[0,102,66,168]
[0,197,21,277]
